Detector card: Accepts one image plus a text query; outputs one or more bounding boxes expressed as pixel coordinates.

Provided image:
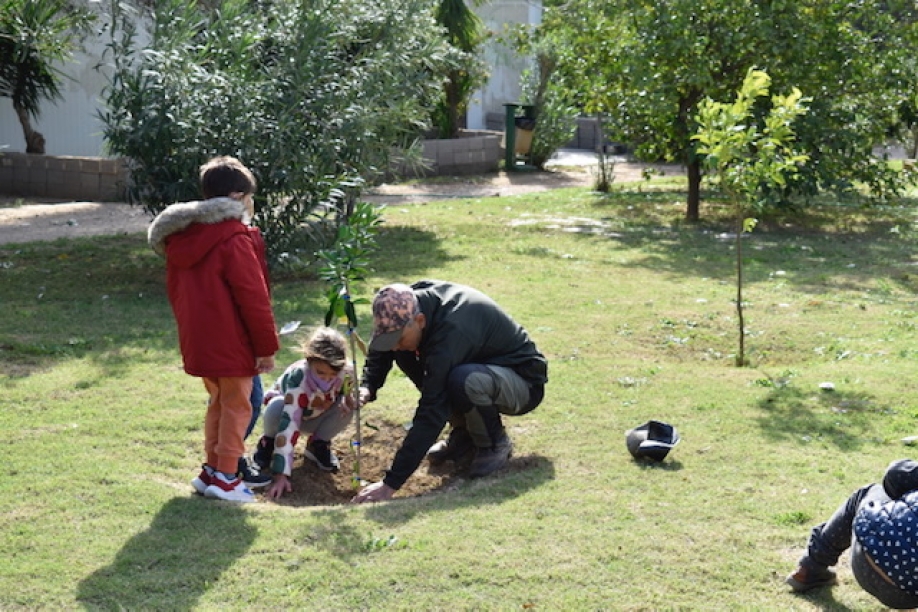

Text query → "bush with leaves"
[511,27,577,170]
[522,80,577,170]
[99,0,450,263]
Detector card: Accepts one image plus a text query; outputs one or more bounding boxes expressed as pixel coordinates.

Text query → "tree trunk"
[443,72,463,139]
[685,157,701,222]
[594,113,612,192]
[13,101,46,154]
[735,211,746,367]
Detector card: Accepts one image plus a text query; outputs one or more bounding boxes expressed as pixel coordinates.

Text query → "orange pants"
[202,377,253,475]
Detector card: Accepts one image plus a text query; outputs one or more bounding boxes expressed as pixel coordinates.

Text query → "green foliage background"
[534,0,918,219]
[99,0,451,262]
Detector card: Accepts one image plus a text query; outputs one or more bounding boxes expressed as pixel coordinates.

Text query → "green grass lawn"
[2,182,917,609]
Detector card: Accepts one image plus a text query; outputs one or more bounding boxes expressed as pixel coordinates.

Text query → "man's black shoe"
[468,432,513,478]
[427,427,474,464]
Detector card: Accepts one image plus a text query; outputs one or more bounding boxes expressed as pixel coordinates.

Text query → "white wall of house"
[467,0,542,131]
[0,0,540,157]
[0,37,113,157]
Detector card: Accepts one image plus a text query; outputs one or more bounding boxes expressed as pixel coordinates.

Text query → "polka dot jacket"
[263,359,355,477]
[854,489,918,595]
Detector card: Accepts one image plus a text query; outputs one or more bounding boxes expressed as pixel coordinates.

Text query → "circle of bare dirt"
[272,418,543,506]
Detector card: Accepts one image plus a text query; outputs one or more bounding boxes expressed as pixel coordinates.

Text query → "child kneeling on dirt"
[253,327,357,500]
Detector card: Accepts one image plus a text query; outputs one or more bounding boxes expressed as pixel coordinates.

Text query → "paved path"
[0,153,685,246]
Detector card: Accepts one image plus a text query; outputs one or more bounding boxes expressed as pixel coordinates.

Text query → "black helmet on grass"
[625,420,680,462]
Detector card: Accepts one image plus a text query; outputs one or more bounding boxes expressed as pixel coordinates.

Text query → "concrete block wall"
[570,116,601,150]
[2,135,506,200]
[486,112,505,132]
[0,153,127,202]
[398,130,502,177]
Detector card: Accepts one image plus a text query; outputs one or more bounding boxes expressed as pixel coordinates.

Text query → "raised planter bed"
[0,152,127,202]
[1,132,504,202]
[395,129,503,177]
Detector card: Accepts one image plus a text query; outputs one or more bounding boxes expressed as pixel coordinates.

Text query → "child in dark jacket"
[148,155,279,503]
[786,458,918,608]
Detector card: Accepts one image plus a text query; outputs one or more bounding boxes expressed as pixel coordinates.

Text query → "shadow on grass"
[0,326,180,383]
[541,190,918,297]
[629,458,684,471]
[1,226,452,379]
[76,496,256,609]
[369,454,554,520]
[0,234,175,379]
[754,386,895,451]
[372,225,455,276]
[788,590,860,612]
[286,455,556,553]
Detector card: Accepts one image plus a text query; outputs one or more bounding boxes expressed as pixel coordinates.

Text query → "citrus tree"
[694,69,809,366]
[535,0,916,221]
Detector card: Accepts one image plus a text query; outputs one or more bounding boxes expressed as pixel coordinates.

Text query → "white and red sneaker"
[204,471,255,503]
[191,464,215,495]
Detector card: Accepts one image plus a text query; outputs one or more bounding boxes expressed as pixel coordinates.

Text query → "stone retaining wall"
[1,133,505,201]
[397,130,503,178]
[0,152,127,202]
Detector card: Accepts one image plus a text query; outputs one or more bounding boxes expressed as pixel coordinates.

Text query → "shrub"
[99,0,450,263]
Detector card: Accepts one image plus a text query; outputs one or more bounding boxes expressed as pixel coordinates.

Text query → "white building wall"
[467,0,542,130]
[0,38,112,157]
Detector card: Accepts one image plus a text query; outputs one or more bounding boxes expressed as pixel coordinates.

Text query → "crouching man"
[351,280,548,503]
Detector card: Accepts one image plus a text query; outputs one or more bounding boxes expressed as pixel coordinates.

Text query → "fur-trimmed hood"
[147,197,247,257]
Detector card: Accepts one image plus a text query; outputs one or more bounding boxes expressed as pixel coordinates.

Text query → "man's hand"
[266,473,292,500]
[358,386,373,406]
[350,481,395,504]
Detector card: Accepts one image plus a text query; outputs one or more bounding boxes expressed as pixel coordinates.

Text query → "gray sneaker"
[468,432,513,478]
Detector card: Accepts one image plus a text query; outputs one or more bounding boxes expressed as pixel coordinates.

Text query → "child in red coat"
[148,156,279,503]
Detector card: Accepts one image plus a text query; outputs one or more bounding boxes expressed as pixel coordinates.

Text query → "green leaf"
[345,299,358,329]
